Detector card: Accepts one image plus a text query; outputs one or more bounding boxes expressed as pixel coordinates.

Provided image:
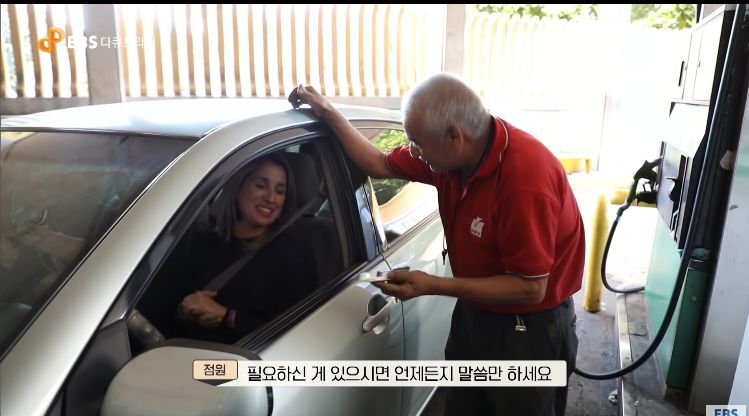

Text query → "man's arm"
[374,270,548,305]
[295,85,392,179]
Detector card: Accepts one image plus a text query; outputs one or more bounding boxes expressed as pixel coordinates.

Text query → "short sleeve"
[497,190,560,278]
[385,145,438,185]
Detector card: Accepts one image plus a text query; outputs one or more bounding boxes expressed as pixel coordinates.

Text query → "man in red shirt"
[296,73,585,416]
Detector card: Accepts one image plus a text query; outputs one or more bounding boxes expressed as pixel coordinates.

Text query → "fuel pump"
[574,4,749,392]
[599,157,661,295]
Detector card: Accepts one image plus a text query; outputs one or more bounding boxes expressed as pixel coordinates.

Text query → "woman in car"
[176,153,319,343]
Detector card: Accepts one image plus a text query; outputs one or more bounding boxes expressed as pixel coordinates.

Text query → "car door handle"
[362,296,398,333]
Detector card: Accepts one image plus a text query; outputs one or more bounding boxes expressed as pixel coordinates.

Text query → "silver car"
[0,99,454,416]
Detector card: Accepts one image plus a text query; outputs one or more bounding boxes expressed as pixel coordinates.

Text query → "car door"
[130,128,406,416]
[123,126,403,416]
[353,126,456,416]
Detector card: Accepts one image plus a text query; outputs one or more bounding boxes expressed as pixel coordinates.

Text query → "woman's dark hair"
[213,153,296,251]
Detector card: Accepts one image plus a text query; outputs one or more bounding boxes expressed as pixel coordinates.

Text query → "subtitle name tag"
[193,360,238,386]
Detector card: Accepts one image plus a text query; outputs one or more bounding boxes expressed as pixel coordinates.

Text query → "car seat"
[282,152,343,286]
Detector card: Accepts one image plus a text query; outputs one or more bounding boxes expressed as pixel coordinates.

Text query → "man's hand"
[372,270,436,301]
[291,83,392,179]
[293,84,332,118]
[179,290,228,328]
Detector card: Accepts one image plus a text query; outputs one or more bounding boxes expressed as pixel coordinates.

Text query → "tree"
[475,4,695,29]
[474,4,599,21]
[631,4,695,30]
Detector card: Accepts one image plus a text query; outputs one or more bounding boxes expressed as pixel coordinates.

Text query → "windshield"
[0,130,193,357]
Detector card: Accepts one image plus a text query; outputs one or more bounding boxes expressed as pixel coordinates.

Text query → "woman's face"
[236,160,287,233]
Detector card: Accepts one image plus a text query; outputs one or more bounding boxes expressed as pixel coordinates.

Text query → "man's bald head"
[401,73,490,142]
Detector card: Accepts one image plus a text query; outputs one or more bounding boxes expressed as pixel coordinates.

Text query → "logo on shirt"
[470,217,485,238]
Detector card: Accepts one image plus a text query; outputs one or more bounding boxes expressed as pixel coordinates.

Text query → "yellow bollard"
[583,193,609,312]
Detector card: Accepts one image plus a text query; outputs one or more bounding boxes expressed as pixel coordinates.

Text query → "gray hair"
[401,73,489,142]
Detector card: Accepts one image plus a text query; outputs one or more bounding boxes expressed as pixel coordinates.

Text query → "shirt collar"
[467,116,508,181]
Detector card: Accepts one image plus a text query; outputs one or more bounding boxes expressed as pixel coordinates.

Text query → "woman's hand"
[179,290,228,328]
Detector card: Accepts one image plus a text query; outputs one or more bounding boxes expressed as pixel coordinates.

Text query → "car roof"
[0,98,401,138]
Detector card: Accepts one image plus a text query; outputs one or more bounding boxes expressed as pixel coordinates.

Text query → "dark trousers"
[444,298,578,416]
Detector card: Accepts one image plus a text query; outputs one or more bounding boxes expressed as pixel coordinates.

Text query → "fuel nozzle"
[626,157,662,205]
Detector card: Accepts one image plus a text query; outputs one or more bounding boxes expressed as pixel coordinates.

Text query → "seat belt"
[203,183,327,292]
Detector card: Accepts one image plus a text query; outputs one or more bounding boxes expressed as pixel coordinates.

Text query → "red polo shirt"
[385,117,585,314]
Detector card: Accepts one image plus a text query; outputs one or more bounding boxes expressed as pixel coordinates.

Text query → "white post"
[442,4,465,76]
[83,4,122,104]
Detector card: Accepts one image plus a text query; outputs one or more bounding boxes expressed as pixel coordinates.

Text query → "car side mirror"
[101,341,270,416]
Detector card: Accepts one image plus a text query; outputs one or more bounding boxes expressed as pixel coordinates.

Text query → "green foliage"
[371,129,408,153]
[475,4,695,29]
[370,130,409,204]
[474,4,599,21]
[630,4,656,21]
[631,4,695,30]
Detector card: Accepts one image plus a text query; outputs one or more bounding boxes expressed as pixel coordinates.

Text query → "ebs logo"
[706,405,746,416]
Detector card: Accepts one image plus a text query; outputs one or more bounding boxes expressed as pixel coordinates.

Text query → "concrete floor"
[421,174,660,415]
[568,188,659,416]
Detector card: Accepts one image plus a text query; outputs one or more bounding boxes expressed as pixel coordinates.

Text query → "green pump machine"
[648,4,744,390]
[635,4,749,412]
[574,4,749,414]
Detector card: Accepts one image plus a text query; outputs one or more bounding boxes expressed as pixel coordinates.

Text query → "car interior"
[284,149,344,286]
[132,144,346,352]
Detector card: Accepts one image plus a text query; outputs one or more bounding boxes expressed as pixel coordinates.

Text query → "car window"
[362,129,439,244]
[0,131,192,357]
[133,140,352,351]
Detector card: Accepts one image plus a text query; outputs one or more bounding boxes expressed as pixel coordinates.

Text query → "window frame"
[349,124,441,250]
[106,127,367,338]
